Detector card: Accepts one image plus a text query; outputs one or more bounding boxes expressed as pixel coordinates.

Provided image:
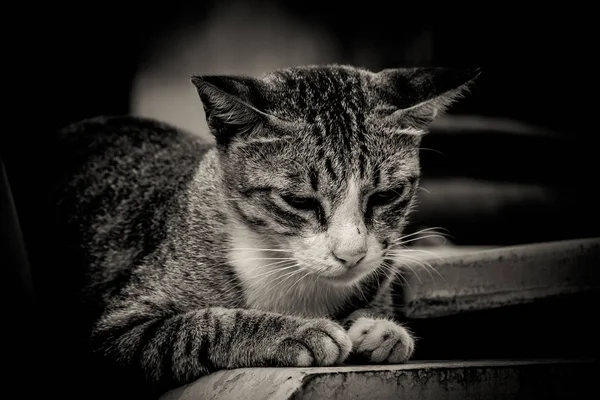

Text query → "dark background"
[3,1,599,395]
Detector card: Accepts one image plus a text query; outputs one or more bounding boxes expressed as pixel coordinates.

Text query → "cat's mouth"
[320,272,359,285]
[314,259,378,285]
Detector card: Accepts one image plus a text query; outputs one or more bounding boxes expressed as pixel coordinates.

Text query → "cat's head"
[192,65,479,285]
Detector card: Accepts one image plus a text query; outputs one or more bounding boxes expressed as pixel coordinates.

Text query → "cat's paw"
[277,319,352,367]
[347,317,415,363]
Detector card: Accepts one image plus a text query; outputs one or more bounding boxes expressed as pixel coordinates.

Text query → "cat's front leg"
[341,309,415,364]
[92,306,353,394]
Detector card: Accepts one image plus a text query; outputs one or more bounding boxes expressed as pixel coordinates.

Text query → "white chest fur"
[228,227,355,318]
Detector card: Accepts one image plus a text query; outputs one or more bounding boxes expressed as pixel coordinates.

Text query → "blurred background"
[2,0,599,391]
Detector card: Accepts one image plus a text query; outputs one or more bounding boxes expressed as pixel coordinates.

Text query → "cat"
[51,64,478,398]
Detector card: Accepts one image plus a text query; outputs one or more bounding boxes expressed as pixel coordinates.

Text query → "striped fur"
[54,65,478,397]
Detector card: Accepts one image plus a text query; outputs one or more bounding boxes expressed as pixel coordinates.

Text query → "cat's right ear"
[191,75,271,145]
[372,67,481,130]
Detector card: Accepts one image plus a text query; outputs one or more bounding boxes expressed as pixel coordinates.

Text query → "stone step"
[396,237,600,319]
[161,359,599,400]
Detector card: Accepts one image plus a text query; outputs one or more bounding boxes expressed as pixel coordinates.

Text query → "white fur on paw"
[347,317,415,363]
[294,348,314,367]
[295,319,352,366]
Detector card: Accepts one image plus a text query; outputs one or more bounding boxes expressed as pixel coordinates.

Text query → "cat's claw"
[347,317,415,363]
[277,319,352,367]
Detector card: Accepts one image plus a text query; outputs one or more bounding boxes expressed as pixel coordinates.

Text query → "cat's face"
[193,65,478,285]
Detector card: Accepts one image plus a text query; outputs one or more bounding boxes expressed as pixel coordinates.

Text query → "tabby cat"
[52,65,478,398]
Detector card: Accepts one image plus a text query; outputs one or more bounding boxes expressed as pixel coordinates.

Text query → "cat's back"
[55,115,210,188]
[54,115,211,216]
[52,115,213,300]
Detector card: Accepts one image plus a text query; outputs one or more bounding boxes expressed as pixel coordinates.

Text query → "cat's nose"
[333,249,367,268]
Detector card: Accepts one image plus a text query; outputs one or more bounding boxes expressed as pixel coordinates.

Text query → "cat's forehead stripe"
[309,167,319,191]
[274,67,368,128]
[276,68,373,186]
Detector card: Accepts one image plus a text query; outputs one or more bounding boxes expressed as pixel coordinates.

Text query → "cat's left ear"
[191,75,272,145]
[373,67,481,129]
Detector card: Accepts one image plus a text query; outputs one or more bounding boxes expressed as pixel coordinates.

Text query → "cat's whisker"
[393,254,446,283]
[260,267,304,299]
[395,226,451,240]
[398,258,432,282]
[221,261,294,271]
[387,248,444,261]
[279,261,310,288]
[378,264,395,285]
[418,186,430,194]
[282,270,312,299]
[246,260,294,279]
[357,280,369,303]
[348,274,369,304]
[392,259,424,284]
[228,257,296,262]
[371,267,384,290]
[248,265,304,299]
[380,262,410,289]
[231,248,295,253]
[391,232,450,245]
[249,260,298,275]
[217,257,296,269]
[247,260,297,274]
[390,233,449,247]
[385,255,426,283]
[418,147,445,156]
[268,265,305,286]
[252,262,301,281]
[387,250,443,282]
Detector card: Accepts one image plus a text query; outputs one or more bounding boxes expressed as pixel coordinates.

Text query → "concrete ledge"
[399,237,600,318]
[161,359,598,400]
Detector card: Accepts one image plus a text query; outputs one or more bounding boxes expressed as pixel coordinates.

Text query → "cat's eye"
[280,194,320,211]
[368,188,404,207]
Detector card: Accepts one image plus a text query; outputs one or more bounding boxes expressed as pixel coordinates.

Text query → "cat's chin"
[321,274,360,286]
[318,266,376,286]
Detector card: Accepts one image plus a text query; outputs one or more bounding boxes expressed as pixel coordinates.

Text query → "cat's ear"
[373,67,481,129]
[191,75,271,145]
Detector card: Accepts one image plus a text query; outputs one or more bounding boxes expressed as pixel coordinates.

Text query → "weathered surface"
[161,368,309,400]
[161,359,598,400]
[399,237,600,318]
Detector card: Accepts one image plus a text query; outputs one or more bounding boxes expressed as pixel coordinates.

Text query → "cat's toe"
[293,319,352,366]
[347,317,415,363]
[386,332,415,364]
[273,319,351,367]
[276,338,316,367]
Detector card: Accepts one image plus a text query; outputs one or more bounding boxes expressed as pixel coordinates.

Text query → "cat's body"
[51,65,477,398]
